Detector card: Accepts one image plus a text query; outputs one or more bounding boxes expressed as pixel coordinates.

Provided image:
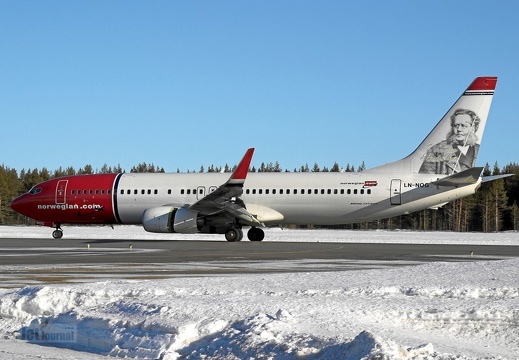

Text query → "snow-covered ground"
[0,226,518,359]
[2,224,519,245]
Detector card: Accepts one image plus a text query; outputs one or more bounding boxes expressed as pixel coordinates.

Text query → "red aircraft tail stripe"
[467,76,497,91]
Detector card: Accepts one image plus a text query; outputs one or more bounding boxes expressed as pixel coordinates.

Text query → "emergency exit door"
[390,179,402,205]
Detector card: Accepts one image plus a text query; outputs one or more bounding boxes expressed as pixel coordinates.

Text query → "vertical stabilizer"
[367,76,497,174]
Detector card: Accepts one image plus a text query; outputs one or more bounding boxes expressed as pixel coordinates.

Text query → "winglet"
[227,148,254,185]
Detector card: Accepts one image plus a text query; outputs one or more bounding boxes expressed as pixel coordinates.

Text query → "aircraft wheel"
[225,227,243,242]
[52,229,63,239]
[247,227,265,241]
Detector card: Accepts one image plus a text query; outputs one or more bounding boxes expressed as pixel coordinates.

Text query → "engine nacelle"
[142,206,201,234]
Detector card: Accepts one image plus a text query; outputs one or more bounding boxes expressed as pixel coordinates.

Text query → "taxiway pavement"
[1,237,518,287]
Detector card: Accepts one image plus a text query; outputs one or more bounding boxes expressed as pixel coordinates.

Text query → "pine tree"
[487,162,509,232]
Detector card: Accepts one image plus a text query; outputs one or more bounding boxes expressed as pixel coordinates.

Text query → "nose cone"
[10,194,29,216]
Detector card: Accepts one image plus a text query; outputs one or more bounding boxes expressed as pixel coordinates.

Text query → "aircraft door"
[390,179,401,205]
[55,180,68,204]
[196,186,205,200]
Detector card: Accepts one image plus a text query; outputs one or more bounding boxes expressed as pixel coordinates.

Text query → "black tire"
[225,227,243,242]
[52,229,63,239]
[247,227,265,241]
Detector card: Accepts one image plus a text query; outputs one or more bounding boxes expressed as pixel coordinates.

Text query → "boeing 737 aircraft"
[11,76,504,241]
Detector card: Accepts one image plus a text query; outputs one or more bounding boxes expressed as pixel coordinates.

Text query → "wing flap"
[245,203,284,224]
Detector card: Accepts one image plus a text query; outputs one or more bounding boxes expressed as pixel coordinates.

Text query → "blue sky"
[2,1,518,173]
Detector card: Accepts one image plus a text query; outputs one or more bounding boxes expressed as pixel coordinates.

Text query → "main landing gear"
[224,227,265,242]
[52,225,63,239]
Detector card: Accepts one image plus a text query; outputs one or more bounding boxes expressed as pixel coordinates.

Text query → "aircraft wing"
[188,148,264,226]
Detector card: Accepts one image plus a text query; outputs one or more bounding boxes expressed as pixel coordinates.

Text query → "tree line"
[1,161,518,232]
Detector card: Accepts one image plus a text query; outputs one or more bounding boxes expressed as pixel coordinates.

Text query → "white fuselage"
[115,171,479,226]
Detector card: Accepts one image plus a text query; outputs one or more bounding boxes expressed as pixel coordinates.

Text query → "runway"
[1,237,518,287]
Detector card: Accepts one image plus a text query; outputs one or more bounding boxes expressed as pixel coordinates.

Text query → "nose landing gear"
[52,225,63,239]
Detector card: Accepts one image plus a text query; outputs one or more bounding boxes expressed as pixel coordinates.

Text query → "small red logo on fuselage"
[363,181,378,188]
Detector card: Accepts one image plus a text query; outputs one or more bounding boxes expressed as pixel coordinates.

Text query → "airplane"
[11,76,505,241]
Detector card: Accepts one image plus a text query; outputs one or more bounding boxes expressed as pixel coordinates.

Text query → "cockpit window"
[28,187,42,195]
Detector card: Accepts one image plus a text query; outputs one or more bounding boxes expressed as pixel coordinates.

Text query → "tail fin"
[368,76,497,174]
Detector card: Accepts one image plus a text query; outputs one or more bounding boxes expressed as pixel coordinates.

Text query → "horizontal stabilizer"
[431,167,483,186]
[482,173,514,183]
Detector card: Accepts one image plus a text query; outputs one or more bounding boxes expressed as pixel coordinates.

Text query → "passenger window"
[273,189,276,195]
[71,190,75,195]
[259,189,263,194]
[265,189,270,195]
[347,189,351,194]
[168,189,172,194]
[301,189,305,194]
[181,189,185,195]
[327,189,331,194]
[245,189,250,195]
[340,189,344,194]
[141,189,145,195]
[360,189,364,194]
[314,189,318,194]
[294,189,298,195]
[127,189,131,195]
[354,189,358,194]
[120,189,124,195]
[367,189,371,194]
[154,189,158,195]
[321,189,325,194]
[148,189,151,194]
[280,189,284,194]
[252,189,256,194]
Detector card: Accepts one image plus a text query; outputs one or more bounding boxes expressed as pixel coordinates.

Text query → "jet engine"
[142,206,201,233]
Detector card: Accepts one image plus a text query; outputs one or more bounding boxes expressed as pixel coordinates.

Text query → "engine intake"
[142,206,200,233]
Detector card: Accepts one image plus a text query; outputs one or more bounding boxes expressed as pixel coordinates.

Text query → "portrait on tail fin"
[419,108,481,175]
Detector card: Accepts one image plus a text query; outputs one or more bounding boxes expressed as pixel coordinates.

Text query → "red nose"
[10,194,29,216]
